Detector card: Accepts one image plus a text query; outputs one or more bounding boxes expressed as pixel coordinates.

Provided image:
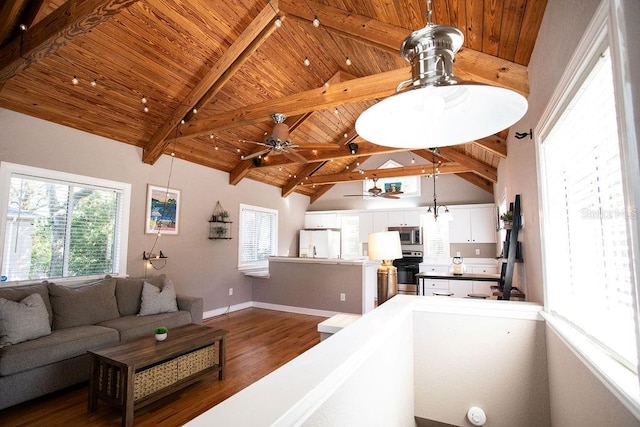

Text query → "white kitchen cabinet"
[449,280,473,298]
[448,206,496,243]
[372,211,389,233]
[421,278,449,296]
[304,212,340,229]
[358,212,373,243]
[387,210,421,227]
[471,265,499,296]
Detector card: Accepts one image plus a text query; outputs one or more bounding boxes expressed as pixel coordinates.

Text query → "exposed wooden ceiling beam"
[279,0,406,54]
[473,135,507,158]
[309,185,334,204]
[281,162,326,198]
[303,163,469,185]
[143,2,279,165]
[0,0,138,84]
[178,56,527,142]
[456,172,494,194]
[253,143,409,169]
[0,1,26,46]
[437,147,498,182]
[177,67,410,141]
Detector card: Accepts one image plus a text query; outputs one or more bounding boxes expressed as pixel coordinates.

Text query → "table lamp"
[368,231,403,305]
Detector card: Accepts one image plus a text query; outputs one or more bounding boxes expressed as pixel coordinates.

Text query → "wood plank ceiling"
[0,0,547,202]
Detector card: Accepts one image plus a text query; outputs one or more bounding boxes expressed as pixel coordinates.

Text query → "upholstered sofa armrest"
[176,294,203,325]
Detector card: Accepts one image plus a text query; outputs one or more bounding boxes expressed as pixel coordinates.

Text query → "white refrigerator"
[299,229,341,259]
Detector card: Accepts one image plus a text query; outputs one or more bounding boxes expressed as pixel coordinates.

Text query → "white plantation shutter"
[238,204,277,270]
[541,47,637,370]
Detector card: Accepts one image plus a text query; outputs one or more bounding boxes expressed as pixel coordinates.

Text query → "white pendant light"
[355,1,527,149]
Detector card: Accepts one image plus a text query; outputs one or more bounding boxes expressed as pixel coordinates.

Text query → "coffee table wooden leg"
[218,336,226,380]
[122,366,135,427]
[88,356,99,412]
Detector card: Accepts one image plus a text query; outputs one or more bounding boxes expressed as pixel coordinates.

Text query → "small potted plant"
[219,210,230,222]
[500,211,514,229]
[215,225,227,238]
[155,326,168,341]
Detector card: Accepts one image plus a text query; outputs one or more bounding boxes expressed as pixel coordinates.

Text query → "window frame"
[535,0,640,417]
[0,162,131,284]
[237,203,278,272]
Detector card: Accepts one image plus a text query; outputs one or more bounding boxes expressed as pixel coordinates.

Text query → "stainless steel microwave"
[388,226,422,245]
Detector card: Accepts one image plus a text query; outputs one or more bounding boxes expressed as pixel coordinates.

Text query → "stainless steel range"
[393,249,423,295]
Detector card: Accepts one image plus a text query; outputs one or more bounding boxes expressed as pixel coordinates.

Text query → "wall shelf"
[209,201,232,240]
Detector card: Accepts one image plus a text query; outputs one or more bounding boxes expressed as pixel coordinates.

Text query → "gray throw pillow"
[138,280,178,316]
[112,274,165,316]
[48,278,120,329]
[0,293,52,348]
[0,283,53,328]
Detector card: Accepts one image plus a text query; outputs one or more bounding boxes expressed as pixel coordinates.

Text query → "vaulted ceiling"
[0,0,547,202]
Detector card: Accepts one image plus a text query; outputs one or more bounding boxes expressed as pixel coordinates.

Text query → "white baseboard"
[203,301,339,319]
[250,302,338,318]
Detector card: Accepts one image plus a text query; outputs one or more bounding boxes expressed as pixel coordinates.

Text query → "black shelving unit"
[498,194,522,300]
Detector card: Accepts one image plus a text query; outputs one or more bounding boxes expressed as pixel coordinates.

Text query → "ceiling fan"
[344,178,403,199]
[240,113,334,164]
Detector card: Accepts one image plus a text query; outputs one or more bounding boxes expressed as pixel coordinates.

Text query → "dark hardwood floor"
[0,308,326,426]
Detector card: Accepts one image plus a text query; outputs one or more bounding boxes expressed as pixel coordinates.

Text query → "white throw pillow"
[138,280,178,316]
[0,293,52,348]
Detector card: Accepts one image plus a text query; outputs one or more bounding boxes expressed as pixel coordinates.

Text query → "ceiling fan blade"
[282,150,307,164]
[242,149,271,161]
[382,194,401,199]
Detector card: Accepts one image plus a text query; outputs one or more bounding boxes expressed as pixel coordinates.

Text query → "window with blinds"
[540,47,637,371]
[238,204,277,271]
[1,163,130,283]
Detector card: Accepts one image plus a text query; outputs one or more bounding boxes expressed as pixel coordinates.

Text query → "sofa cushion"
[138,280,178,316]
[98,311,192,341]
[0,325,119,376]
[0,293,52,348]
[0,283,53,328]
[48,278,120,329]
[112,274,165,316]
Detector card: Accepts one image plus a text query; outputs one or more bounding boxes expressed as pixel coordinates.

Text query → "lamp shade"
[356,84,527,148]
[368,231,403,261]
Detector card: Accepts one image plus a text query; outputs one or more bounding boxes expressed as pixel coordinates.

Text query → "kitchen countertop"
[416,272,501,282]
[269,256,377,266]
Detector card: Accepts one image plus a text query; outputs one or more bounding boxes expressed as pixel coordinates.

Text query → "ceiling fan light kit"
[355,1,528,149]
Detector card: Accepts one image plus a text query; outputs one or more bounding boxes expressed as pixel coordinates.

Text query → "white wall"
[186,296,547,426]
[496,0,640,425]
[0,108,310,312]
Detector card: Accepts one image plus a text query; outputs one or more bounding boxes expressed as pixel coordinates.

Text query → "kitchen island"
[251,257,379,315]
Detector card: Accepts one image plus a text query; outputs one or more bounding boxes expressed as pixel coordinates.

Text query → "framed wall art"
[145,184,180,235]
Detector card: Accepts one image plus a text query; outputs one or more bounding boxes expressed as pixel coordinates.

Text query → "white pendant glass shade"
[356,83,528,148]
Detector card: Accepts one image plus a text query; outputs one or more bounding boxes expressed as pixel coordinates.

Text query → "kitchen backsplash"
[449,243,497,259]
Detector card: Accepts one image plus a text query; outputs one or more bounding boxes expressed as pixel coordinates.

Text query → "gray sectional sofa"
[0,274,203,410]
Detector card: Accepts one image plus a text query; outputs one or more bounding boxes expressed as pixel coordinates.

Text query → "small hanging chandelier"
[355,0,527,149]
[425,149,451,221]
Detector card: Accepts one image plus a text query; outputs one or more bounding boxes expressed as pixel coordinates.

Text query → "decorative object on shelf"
[368,231,403,305]
[425,149,452,221]
[143,251,167,269]
[450,254,466,275]
[209,201,232,240]
[355,0,527,149]
[145,184,180,235]
[500,211,514,229]
[155,326,168,341]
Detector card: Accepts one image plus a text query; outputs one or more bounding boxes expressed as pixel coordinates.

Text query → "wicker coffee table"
[88,324,227,427]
